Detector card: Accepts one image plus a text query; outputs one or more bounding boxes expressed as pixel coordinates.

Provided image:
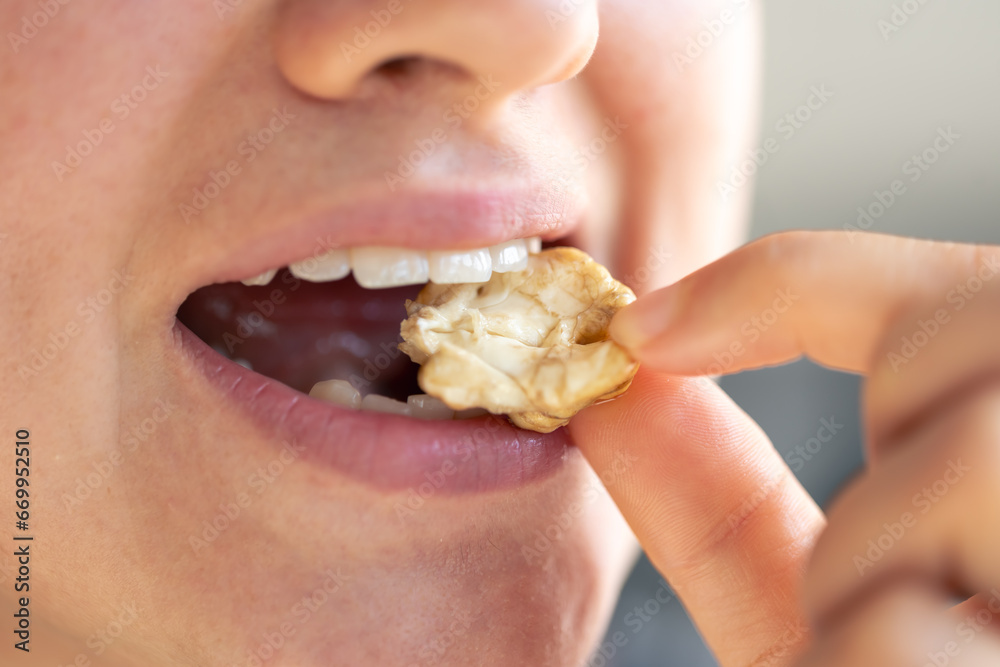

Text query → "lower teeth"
[307,379,482,421]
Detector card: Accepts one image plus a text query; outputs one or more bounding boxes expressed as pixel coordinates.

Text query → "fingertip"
[609,288,684,359]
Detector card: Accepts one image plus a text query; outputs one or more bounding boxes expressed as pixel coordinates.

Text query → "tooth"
[290,249,351,282]
[360,394,412,416]
[527,237,542,254]
[351,247,429,289]
[454,407,489,420]
[309,379,362,409]
[233,358,253,370]
[428,247,492,284]
[488,240,529,273]
[407,394,456,420]
[241,269,278,286]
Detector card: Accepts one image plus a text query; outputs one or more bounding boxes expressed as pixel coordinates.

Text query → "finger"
[609,231,1000,376]
[864,282,1000,447]
[796,582,1000,667]
[948,592,1000,631]
[569,369,824,667]
[802,383,1000,632]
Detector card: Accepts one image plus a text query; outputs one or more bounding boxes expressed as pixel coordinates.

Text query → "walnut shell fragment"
[398,247,640,433]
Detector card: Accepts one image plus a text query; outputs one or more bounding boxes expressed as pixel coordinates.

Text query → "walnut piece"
[398,247,639,433]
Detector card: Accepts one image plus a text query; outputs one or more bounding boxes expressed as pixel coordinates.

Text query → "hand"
[570,231,1000,665]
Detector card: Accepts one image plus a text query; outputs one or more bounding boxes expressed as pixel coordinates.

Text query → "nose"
[273,0,599,101]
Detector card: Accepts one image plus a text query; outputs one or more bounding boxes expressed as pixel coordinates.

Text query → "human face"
[1,1,757,665]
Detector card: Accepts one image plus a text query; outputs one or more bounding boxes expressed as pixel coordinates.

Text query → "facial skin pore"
[0,1,759,664]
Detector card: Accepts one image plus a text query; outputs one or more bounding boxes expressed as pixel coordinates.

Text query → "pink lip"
[193,187,584,291]
[172,322,570,493]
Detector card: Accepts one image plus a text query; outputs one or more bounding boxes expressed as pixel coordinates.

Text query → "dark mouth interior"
[177,269,423,401]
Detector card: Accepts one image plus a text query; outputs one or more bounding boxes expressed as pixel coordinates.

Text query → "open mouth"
[177,238,543,417]
[171,221,576,493]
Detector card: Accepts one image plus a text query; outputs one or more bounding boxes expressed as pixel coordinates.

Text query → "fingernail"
[610,289,684,352]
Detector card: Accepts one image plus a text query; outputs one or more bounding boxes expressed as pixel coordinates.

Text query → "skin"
[0,1,759,665]
[578,232,1000,665]
[4,2,996,666]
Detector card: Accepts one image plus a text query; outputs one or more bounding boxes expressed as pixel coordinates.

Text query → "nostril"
[274,0,599,101]
[372,56,421,78]
[372,56,421,79]
[366,55,469,89]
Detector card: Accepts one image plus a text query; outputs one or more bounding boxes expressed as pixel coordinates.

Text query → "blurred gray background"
[607,0,1000,665]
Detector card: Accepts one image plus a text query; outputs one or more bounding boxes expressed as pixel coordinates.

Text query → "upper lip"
[180,184,584,296]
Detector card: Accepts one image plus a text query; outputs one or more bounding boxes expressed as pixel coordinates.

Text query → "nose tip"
[272,0,599,101]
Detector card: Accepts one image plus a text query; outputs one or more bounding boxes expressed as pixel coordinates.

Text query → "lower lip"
[173,322,570,493]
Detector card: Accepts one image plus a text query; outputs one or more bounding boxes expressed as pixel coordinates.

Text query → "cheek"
[580,0,760,285]
[0,1,215,254]
[0,0,224,485]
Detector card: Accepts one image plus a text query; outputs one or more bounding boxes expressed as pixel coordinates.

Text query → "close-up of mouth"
[179,235,546,407]
[7,0,999,664]
[170,190,585,494]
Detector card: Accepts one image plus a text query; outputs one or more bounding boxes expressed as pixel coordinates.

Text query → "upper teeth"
[241,268,278,287]
[288,249,350,282]
[241,237,541,288]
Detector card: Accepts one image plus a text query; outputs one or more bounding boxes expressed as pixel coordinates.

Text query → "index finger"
[570,370,824,666]
[611,231,999,376]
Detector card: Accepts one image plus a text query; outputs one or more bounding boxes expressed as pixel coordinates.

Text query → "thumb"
[569,368,824,667]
